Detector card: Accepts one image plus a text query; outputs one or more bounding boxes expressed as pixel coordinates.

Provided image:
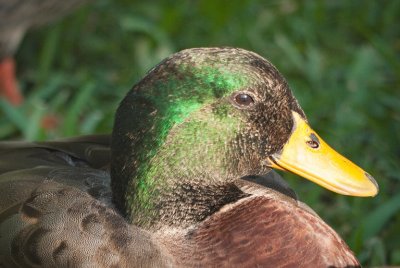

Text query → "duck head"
[111,47,378,228]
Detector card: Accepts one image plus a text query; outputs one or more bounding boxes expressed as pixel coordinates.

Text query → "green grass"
[1,0,399,265]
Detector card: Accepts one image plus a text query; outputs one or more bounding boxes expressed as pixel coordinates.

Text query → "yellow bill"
[268,111,378,197]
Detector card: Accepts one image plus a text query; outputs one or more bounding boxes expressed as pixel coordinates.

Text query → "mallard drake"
[0,47,378,267]
[0,0,90,105]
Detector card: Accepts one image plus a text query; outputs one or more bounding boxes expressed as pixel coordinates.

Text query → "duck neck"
[132,170,247,230]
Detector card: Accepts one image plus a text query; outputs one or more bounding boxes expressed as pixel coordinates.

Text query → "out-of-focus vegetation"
[1,0,399,266]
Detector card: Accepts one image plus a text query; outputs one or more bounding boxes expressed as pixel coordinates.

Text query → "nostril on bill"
[306,133,320,149]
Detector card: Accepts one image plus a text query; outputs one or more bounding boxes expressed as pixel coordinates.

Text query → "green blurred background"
[1,0,399,266]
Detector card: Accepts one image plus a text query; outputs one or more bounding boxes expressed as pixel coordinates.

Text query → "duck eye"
[234,93,254,107]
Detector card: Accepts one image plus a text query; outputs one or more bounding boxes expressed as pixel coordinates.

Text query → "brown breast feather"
[169,196,360,268]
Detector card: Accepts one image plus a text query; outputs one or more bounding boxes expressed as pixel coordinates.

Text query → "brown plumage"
[163,193,358,267]
[0,47,373,267]
[0,136,172,267]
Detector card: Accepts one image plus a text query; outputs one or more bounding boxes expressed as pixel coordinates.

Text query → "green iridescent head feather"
[111,47,305,227]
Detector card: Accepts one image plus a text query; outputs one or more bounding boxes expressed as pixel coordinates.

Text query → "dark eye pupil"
[235,94,254,106]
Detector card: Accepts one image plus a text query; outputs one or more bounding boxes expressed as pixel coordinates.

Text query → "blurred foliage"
[1,0,399,266]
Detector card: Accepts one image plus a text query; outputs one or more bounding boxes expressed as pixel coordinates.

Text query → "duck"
[0,0,90,105]
[0,47,378,267]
